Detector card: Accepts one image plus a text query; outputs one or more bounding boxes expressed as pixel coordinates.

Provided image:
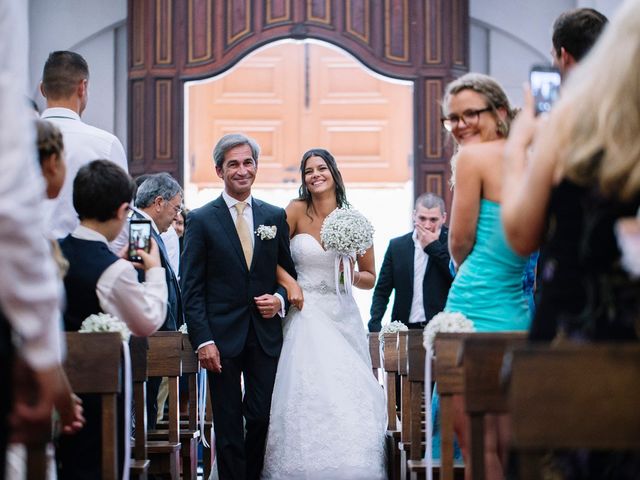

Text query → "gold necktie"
[234,202,253,268]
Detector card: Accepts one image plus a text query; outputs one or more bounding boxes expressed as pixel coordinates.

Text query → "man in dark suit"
[181,133,296,480]
[133,172,184,428]
[369,193,452,332]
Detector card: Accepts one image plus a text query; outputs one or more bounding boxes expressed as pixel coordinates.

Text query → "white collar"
[135,209,160,234]
[71,225,109,245]
[222,190,253,210]
[41,107,81,121]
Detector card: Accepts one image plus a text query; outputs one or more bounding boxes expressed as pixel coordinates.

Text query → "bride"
[261,149,387,480]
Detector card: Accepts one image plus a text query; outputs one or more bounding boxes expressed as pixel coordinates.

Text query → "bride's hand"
[285,281,304,310]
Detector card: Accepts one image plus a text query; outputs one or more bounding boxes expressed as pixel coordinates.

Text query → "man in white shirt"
[39,51,129,252]
[369,193,453,332]
[56,159,166,479]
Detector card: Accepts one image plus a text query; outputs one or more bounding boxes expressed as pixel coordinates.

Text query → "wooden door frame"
[128,0,468,209]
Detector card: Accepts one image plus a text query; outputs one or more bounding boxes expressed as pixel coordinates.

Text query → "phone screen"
[128,220,152,262]
[530,67,561,115]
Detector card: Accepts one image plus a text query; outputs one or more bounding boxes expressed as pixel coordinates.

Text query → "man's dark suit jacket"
[368,226,452,332]
[180,195,296,358]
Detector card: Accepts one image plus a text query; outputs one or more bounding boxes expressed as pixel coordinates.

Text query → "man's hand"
[254,294,282,319]
[198,344,222,373]
[416,224,440,249]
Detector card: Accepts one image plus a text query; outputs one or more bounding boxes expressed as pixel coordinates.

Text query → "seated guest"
[368,193,452,332]
[56,160,167,479]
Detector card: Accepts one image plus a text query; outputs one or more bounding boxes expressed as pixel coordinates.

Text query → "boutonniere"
[255,224,277,240]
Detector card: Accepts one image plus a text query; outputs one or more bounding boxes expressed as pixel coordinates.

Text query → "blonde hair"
[442,73,517,138]
[557,0,640,201]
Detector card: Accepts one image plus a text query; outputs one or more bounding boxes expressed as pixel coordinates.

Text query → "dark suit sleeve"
[368,242,394,332]
[274,209,297,312]
[180,212,213,350]
[424,230,452,277]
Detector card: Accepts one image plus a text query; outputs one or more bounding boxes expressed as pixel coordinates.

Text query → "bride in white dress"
[261,149,387,480]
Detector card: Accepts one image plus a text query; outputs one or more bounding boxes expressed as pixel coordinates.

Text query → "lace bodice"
[290,233,339,295]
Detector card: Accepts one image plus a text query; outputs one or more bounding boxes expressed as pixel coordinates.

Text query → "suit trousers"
[208,320,279,480]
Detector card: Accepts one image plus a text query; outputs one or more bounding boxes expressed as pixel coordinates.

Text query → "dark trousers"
[0,312,12,480]
[146,376,162,430]
[208,321,279,480]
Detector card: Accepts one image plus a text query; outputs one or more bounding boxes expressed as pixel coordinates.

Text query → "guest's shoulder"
[253,197,287,215]
[189,199,219,220]
[390,231,413,245]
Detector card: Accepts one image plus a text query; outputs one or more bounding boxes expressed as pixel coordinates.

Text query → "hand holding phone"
[530,65,561,115]
[128,219,152,263]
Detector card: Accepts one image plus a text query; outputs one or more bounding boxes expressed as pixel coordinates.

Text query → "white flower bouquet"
[255,224,277,240]
[378,320,409,347]
[79,312,131,342]
[422,311,474,351]
[320,207,375,257]
[178,323,188,334]
[320,208,374,298]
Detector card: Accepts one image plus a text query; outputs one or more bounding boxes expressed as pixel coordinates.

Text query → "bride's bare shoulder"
[286,199,307,217]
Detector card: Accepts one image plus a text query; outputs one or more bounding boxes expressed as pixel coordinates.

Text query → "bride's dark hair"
[298,148,350,211]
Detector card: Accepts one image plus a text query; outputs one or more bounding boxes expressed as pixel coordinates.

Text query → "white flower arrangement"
[378,320,409,341]
[422,311,475,351]
[320,207,374,257]
[178,323,188,334]
[79,312,131,342]
[255,225,277,240]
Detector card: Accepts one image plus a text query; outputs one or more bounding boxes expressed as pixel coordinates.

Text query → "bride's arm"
[276,265,303,310]
[354,247,376,290]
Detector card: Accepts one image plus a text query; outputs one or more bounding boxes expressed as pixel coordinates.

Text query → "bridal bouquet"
[378,321,408,347]
[320,208,374,298]
[422,311,475,351]
[79,312,131,342]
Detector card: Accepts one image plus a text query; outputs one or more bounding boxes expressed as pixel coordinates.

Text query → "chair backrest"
[64,332,122,480]
[147,332,183,443]
[382,332,399,430]
[368,332,381,372]
[181,334,199,430]
[129,336,149,464]
[406,330,425,461]
[509,343,640,451]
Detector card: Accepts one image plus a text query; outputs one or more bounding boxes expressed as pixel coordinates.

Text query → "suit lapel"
[403,233,415,290]
[250,198,263,272]
[212,195,249,271]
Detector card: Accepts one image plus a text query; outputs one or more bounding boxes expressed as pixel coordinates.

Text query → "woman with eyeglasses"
[432,73,532,480]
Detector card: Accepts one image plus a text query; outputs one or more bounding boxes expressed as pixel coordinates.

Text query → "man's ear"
[215,165,224,180]
[77,79,88,99]
[560,47,576,71]
[39,82,47,98]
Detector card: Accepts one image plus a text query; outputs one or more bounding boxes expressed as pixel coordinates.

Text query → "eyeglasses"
[165,200,182,215]
[441,107,492,132]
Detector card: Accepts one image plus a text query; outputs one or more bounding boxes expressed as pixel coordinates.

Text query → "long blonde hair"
[557,0,640,201]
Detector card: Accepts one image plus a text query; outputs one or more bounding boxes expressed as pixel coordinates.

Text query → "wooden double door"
[187,41,413,187]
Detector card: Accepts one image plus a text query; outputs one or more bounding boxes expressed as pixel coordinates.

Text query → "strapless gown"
[261,234,387,480]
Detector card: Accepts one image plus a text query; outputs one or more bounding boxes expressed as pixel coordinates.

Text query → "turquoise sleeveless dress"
[432,199,531,460]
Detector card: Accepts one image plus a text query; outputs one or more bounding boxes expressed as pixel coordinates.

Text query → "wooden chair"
[508,343,640,480]
[382,332,401,480]
[129,336,150,480]
[146,332,183,479]
[406,329,426,480]
[63,332,123,480]
[461,332,527,480]
[396,330,412,480]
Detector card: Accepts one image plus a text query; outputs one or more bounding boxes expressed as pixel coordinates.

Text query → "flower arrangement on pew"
[422,311,475,351]
[378,320,409,347]
[79,312,131,342]
[178,323,188,334]
[422,311,474,480]
[320,207,374,298]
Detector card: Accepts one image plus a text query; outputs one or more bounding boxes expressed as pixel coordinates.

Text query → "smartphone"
[128,219,152,262]
[529,65,561,115]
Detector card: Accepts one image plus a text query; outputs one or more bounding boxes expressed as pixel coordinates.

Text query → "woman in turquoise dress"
[432,73,531,480]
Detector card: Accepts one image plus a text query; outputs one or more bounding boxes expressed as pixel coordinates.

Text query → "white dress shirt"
[40,107,129,252]
[71,225,167,337]
[408,231,429,324]
[160,225,180,276]
[0,0,62,369]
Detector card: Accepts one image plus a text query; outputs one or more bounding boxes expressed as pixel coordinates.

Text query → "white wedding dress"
[262,234,387,480]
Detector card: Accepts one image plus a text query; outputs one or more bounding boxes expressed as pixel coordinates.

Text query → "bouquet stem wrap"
[198,369,209,448]
[334,254,354,300]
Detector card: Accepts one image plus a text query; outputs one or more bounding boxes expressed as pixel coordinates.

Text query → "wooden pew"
[461,332,527,480]
[382,332,401,480]
[508,343,640,480]
[146,332,183,479]
[369,332,382,379]
[130,336,150,479]
[63,332,123,480]
[396,330,412,480]
[406,329,425,480]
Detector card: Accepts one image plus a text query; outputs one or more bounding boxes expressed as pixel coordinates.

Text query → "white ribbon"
[121,340,132,480]
[198,368,210,448]
[334,254,354,300]
[424,342,433,480]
